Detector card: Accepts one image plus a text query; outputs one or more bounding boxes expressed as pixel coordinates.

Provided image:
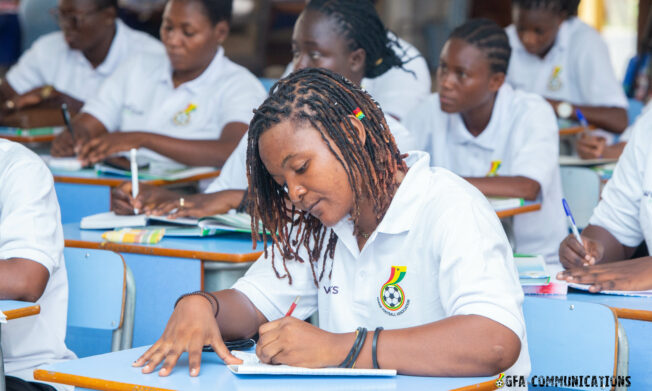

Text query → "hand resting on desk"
[557,257,652,292]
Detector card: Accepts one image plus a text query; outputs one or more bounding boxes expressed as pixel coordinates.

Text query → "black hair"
[305,0,408,79]
[171,0,233,25]
[246,68,407,286]
[511,0,581,17]
[448,18,511,74]
[95,0,118,9]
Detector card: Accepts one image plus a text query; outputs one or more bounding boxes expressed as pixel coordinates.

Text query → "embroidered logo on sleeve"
[377,266,409,315]
[173,103,197,125]
[548,65,563,91]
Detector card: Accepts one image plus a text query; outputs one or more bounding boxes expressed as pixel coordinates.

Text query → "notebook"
[41,155,83,171]
[569,283,652,297]
[0,126,61,138]
[94,162,215,181]
[228,351,397,377]
[558,155,618,166]
[488,197,524,210]
[80,211,260,235]
[514,254,550,286]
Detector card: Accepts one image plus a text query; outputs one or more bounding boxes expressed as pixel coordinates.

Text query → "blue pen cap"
[562,198,576,225]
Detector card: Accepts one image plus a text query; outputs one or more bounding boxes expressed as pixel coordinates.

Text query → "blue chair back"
[64,247,135,357]
[524,297,620,390]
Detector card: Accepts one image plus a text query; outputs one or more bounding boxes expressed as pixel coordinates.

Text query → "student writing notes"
[558,111,652,292]
[51,0,266,168]
[0,0,162,116]
[403,19,566,263]
[506,0,628,135]
[133,68,530,379]
[0,139,76,391]
[111,0,415,217]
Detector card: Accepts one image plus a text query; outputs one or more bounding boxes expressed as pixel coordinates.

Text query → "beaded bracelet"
[174,291,219,317]
[372,327,383,369]
[350,328,368,368]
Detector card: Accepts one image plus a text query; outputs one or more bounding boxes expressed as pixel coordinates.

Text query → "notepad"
[94,161,215,181]
[488,197,524,210]
[558,155,618,166]
[41,155,83,171]
[569,283,652,297]
[228,351,397,376]
[514,254,551,286]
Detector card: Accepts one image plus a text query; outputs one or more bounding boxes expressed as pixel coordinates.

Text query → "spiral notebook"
[228,351,397,376]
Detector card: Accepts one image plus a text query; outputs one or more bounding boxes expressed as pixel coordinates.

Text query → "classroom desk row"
[0,301,41,391]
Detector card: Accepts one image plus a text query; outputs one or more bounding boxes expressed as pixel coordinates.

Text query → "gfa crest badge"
[547,65,562,91]
[173,103,197,126]
[377,266,410,315]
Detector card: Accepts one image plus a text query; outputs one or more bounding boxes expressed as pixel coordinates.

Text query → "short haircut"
[448,18,512,74]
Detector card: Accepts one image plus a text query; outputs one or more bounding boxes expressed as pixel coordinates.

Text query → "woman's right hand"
[111,182,179,215]
[576,134,606,160]
[133,295,242,377]
[51,130,75,157]
[558,233,604,269]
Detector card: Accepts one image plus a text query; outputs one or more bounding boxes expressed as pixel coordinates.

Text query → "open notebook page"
[228,351,396,376]
[569,283,652,297]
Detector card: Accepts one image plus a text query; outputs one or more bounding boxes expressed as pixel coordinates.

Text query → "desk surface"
[565,289,652,321]
[559,125,596,137]
[0,133,56,143]
[34,346,498,391]
[0,300,40,320]
[63,223,263,263]
[52,168,221,187]
[495,201,541,219]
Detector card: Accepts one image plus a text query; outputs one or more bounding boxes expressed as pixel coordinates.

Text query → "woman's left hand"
[557,257,652,292]
[256,317,350,368]
[78,132,144,165]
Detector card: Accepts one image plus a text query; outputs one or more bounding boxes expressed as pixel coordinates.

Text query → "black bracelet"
[372,327,383,369]
[174,291,219,317]
[349,327,368,368]
[339,327,366,368]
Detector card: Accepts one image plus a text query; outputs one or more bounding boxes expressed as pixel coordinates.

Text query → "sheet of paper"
[228,351,397,377]
[569,283,652,297]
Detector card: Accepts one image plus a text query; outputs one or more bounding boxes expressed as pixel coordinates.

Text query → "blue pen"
[562,198,584,245]
[575,108,590,135]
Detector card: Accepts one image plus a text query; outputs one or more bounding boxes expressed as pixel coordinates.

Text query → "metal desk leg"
[615,321,629,391]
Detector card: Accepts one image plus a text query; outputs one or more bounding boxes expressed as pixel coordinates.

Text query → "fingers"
[134,341,169,373]
[51,131,75,157]
[256,337,285,364]
[210,336,243,366]
[559,235,590,269]
[186,338,206,376]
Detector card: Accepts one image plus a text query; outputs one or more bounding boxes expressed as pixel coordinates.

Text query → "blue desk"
[63,223,262,347]
[549,291,652,390]
[52,168,220,224]
[34,346,498,391]
[1,301,40,391]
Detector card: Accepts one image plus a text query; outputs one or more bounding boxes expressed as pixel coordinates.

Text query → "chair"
[524,297,628,391]
[64,248,135,357]
[560,166,601,229]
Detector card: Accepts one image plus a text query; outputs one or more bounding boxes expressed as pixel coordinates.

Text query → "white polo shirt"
[82,47,267,164]
[204,115,415,193]
[0,139,76,390]
[403,84,567,264]
[233,151,530,377]
[505,18,627,109]
[6,19,163,101]
[589,106,652,247]
[284,33,431,120]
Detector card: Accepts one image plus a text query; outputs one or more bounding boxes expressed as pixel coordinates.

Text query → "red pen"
[285,296,301,317]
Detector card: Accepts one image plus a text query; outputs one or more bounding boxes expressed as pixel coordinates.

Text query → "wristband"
[174,291,219,317]
[350,327,368,368]
[372,327,383,369]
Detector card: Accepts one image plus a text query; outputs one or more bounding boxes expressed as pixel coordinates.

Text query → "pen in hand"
[562,198,584,248]
[60,103,76,148]
[285,296,300,317]
[130,148,140,215]
[575,108,589,136]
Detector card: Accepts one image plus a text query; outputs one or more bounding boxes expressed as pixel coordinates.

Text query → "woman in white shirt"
[0,139,76,391]
[1,0,162,116]
[403,19,566,263]
[558,112,652,292]
[133,68,530,379]
[506,0,628,135]
[52,0,266,167]
[111,0,416,215]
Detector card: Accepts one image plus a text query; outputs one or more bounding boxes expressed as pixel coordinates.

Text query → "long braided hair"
[246,68,407,286]
[448,18,512,74]
[305,0,411,78]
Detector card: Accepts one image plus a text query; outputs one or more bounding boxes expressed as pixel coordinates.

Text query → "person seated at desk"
[0,0,162,117]
[110,0,415,215]
[133,67,530,378]
[0,139,76,391]
[402,19,566,264]
[51,0,266,168]
[558,109,652,292]
[506,0,628,140]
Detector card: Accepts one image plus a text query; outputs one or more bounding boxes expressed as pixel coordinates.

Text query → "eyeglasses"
[49,7,104,28]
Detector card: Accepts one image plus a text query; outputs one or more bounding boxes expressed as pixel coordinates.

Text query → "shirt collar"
[95,19,128,76]
[447,84,513,151]
[331,151,431,246]
[160,46,225,92]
